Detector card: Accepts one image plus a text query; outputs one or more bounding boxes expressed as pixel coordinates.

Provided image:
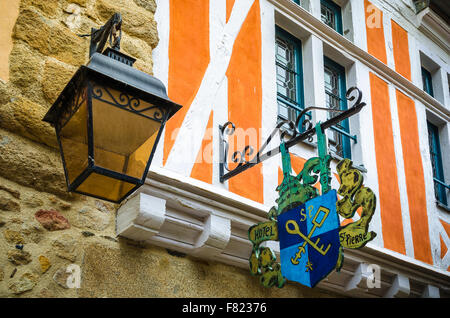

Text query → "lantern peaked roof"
[43,49,181,126]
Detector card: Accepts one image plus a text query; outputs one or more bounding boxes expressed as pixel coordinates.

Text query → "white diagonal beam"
[164,0,256,176]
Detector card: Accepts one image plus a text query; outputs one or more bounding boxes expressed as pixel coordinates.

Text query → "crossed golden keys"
[286,207,332,265]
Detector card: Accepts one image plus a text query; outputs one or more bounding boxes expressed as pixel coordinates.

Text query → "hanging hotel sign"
[248,141,377,288]
[220,87,377,289]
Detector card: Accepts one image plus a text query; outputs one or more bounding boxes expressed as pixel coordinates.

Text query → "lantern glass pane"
[76,172,136,202]
[58,91,89,185]
[90,83,164,180]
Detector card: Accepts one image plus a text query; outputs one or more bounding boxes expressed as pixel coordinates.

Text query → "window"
[324,56,352,159]
[427,121,448,206]
[419,52,445,104]
[421,67,434,97]
[275,27,305,127]
[320,0,343,34]
[291,0,310,11]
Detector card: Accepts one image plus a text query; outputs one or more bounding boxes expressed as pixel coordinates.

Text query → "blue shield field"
[277,190,340,288]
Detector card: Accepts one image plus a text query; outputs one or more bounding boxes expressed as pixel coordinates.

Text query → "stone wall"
[0,0,337,297]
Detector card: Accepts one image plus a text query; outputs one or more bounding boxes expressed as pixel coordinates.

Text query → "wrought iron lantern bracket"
[219,87,366,183]
[78,12,123,58]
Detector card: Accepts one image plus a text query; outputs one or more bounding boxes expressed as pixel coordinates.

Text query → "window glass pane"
[320,0,342,34]
[427,121,447,205]
[421,67,434,97]
[321,5,336,30]
[324,58,350,159]
[276,37,296,102]
[324,66,340,113]
[275,29,302,124]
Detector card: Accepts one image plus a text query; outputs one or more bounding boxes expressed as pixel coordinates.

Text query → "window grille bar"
[434,178,450,190]
[277,93,304,112]
[276,61,299,76]
[329,125,357,143]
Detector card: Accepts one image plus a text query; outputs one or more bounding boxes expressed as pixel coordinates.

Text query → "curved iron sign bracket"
[219,86,366,183]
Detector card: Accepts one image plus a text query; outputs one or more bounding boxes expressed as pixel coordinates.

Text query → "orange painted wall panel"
[190,111,214,184]
[364,0,387,65]
[396,90,432,264]
[441,220,450,238]
[226,0,236,23]
[440,236,447,260]
[391,21,411,81]
[369,73,406,255]
[227,0,263,203]
[165,0,210,165]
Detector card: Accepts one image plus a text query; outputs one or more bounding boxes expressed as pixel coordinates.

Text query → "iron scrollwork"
[55,76,87,132]
[219,87,365,183]
[91,83,168,122]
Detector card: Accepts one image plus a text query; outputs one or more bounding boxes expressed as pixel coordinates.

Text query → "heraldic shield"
[277,190,340,288]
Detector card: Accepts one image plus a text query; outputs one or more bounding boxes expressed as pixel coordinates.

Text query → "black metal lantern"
[43,13,181,203]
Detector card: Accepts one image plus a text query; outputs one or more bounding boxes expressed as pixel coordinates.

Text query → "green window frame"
[324,56,352,159]
[320,0,343,35]
[421,67,434,97]
[427,121,448,206]
[275,26,305,130]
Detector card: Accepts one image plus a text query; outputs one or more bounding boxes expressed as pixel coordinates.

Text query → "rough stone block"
[12,9,51,55]
[120,34,152,64]
[133,0,156,13]
[47,22,88,66]
[35,209,70,231]
[3,229,24,244]
[20,0,60,18]
[13,8,88,66]
[0,95,58,149]
[0,193,20,212]
[0,129,67,198]
[42,59,77,104]
[38,255,51,273]
[7,249,32,265]
[8,272,39,294]
[68,0,89,7]
[52,234,77,261]
[0,184,20,199]
[71,206,111,231]
[8,42,45,100]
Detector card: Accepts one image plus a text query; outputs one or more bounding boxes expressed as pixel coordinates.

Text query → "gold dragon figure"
[335,158,377,270]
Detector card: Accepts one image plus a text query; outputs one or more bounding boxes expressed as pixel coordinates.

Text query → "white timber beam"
[422,284,440,298]
[384,274,410,298]
[116,193,167,241]
[192,214,231,259]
